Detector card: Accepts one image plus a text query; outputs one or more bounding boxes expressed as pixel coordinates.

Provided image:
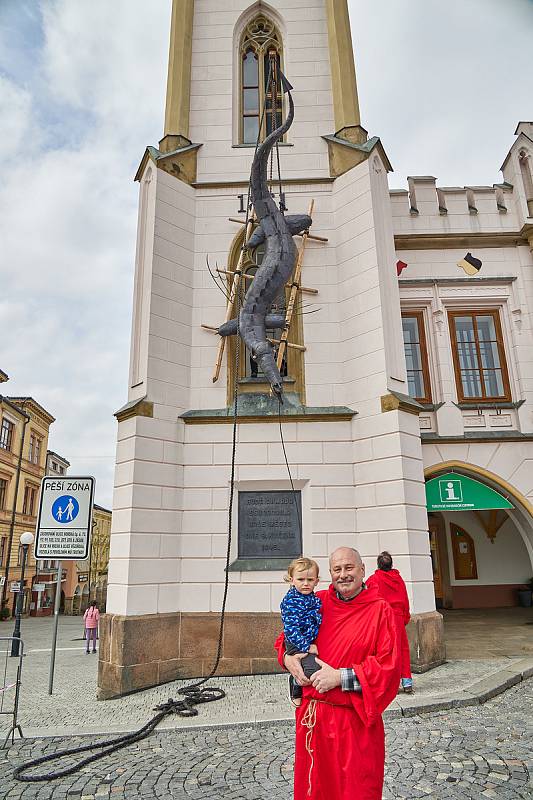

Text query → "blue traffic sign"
[51,495,80,523]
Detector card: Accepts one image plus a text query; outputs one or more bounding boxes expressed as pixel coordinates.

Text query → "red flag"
[396,260,408,276]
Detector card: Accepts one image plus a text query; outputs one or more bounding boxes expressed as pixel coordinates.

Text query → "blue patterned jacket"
[280,586,322,653]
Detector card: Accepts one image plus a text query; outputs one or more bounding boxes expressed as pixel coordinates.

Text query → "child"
[280,557,322,705]
[83,600,100,654]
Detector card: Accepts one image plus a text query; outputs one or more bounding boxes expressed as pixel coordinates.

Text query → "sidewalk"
[1,616,532,739]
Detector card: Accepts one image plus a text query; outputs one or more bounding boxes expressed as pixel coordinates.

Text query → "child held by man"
[280,557,322,705]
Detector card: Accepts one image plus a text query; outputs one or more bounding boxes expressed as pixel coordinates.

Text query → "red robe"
[275,584,400,800]
[366,569,411,679]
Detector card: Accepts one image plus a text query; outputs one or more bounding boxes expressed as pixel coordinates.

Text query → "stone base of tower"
[96,611,282,699]
[407,611,446,673]
[97,608,446,698]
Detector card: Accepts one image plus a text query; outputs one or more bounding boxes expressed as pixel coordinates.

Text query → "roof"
[93,503,112,514]
[0,369,8,383]
[6,397,56,425]
[46,450,71,466]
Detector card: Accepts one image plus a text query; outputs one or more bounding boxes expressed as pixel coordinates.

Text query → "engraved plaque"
[238,491,302,559]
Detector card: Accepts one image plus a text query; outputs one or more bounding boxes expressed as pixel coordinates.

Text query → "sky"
[0,0,532,508]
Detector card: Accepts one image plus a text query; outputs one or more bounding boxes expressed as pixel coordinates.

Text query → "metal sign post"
[48,563,62,695]
[34,476,95,695]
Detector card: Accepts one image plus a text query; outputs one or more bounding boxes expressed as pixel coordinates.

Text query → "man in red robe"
[276,547,400,800]
[366,551,413,693]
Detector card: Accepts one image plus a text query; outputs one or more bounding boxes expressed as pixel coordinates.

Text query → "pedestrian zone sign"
[35,476,95,561]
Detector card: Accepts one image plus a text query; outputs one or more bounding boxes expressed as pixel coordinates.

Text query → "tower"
[99,0,442,699]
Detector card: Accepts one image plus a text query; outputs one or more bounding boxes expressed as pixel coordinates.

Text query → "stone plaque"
[238,491,302,559]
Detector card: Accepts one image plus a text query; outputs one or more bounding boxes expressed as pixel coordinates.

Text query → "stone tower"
[99,0,442,699]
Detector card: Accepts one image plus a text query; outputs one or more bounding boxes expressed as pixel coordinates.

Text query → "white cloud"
[0,76,32,151]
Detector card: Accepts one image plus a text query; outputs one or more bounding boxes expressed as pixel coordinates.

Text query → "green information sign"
[425,473,513,512]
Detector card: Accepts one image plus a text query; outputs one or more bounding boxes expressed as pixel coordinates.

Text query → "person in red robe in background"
[366,551,413,694]
[276,547,400,800]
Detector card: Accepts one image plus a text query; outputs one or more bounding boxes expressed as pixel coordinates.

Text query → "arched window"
[240,15,284,145]
[226,227,305,402]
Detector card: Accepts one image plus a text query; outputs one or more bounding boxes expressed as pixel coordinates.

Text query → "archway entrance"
[425,464,533,609]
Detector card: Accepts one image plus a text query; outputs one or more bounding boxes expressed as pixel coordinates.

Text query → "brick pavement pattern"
[1,680,532,799]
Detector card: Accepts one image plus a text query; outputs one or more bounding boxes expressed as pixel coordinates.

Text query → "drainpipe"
[1,397,30,608]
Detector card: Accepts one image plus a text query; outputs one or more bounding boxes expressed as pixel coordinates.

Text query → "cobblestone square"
[1,681,532,798]
[0,618,532,798]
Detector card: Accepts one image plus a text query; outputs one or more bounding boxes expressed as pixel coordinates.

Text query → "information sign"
[35,476,95,560]
[10,581,21,592]
[33,583,46,592]
[426,472,513,512]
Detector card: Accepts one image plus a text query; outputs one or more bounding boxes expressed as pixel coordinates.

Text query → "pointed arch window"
[240,15,284,145]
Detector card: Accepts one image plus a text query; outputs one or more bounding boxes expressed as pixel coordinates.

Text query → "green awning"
[425,472,513,512]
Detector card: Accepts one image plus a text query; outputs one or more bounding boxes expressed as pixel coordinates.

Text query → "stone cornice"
[181,393,356,425]
[381,391,424,416]
[322,134,392,178]
[394,231,527,250]
[114,397,154,423]
[135,141,202,185]
[6,396,55,425]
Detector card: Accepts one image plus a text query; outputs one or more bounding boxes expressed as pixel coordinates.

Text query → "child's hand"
[308,644,318,655]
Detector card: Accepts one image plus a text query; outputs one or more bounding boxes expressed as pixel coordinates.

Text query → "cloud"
[0,76,32,151]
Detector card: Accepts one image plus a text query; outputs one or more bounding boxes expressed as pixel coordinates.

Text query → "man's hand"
[310,658,341,693]
[308,644,318,655]
[284,653,311,685]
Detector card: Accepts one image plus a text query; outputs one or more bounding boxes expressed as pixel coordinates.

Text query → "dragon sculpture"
[217,71,312,401]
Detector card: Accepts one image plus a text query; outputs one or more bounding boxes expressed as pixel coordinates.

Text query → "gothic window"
[448,310,511,402]
[401,311,432,403]
[240,15,284,145]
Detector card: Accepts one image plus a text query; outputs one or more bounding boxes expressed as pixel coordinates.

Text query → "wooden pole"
[276,199,314,372]
[212,215,255,383]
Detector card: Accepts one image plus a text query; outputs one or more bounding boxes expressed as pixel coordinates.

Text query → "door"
[451,524,478,580]
[428,517,444,607]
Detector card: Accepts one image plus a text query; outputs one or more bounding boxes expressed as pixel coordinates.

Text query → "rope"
[278,398,302,540]
[301,698,317,796]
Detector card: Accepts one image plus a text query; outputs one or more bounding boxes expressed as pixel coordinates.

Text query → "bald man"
[276,548,400,800]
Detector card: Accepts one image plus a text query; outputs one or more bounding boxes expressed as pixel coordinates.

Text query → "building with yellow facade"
[0,381,55,618]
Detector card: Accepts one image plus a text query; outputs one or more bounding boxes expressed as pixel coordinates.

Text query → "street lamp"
[11,532,34,657]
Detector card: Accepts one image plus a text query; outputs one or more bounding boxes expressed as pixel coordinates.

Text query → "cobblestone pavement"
[1,618,532,737]
[1,680,532,799]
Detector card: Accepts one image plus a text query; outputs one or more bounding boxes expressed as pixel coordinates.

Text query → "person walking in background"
[366,551,413,693]
[83,600,100,654]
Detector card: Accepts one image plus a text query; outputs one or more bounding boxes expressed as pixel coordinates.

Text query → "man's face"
[290,568,319,595]
[329,549,365,599]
